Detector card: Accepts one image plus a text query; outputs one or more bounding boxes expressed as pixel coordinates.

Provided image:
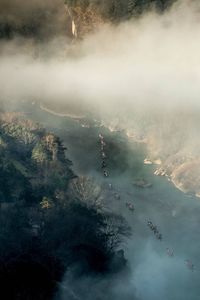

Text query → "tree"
[40,197,54,210]
[32,142,49,163]
[68,176,105,210]
[102,213,131,251]
[127,0,137,15]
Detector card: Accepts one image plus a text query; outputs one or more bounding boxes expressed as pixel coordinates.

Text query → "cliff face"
[137,112,200,198]
[69,5,104,38]
[151,145,200,198]
[170,161,200,197]
[65,0,175,38]
[102,110,200,198]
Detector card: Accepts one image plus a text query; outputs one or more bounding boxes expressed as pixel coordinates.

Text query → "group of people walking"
[98,133,195,272]
[147,221,195,271]
[147,220,162,241]
[98,133,109,178]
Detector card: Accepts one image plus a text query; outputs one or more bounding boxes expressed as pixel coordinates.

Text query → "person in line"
[185,260,195,271]
[166,248,174,257]
[104,170,109,177]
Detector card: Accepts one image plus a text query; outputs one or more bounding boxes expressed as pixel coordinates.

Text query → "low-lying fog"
[1,0,200,299]
[1,0,200,112]
[35,108,200,300]
[1,1,200,159]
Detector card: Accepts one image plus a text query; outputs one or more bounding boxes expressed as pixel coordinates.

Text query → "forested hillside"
[65,0,174,20]
[0,0,175,40]
[0,112,73,203]
[0,112,130,299]
[0,0,68,39]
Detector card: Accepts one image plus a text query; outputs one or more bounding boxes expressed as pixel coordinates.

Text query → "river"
[30,103,200,300]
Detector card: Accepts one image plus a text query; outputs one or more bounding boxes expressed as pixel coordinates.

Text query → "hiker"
[126,202,134,212]
[114,193,120,200]
[104,170,109,177]
[185,260,195,271]
[101,152,106,159]
[108,183,113,190]
[166,248,174,257]
[102,161,107,168]
[156,233,162,241]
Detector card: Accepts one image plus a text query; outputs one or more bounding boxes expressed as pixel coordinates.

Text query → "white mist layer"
[1,0,200,115]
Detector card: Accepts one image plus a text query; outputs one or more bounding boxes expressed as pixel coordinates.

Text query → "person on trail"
[104,170,109,177]
[185,260,195,271]
[150,223,155,231]
[102,161,107,168]
[126,202,134,212]
[147,221,153,227]
[129,203,135,212]
[156,233,162,241]
[114,193,120,200]
[152,226,159,234]
[101,140,106,146]
[166,248,174,257]
[101,152,106,159]
[147,221,156,231]
[108,183,113,190]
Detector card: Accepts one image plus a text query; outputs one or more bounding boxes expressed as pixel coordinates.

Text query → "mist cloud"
[1,0,200,115]
[1,2,200,299]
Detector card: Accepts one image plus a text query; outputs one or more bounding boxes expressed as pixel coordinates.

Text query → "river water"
[31,104,200,300]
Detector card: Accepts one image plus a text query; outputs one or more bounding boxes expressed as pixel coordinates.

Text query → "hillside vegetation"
[66,0,174,20]
[0,0,175,40]
[0,112,130,300]
[0,112,73,204]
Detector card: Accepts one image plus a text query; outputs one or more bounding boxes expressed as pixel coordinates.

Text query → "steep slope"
[129,111,200,198]
[0,112,130,300]
[0,112,73,204]
[0,0,175,40]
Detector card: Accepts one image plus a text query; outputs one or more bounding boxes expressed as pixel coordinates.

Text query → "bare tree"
[68,176,105,210]
[102,213,131,251]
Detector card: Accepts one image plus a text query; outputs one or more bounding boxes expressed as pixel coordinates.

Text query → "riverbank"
[40,103,85,120]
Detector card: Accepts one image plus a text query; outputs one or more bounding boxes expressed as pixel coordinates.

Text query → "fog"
[1,0,200,113]
[1,0,200,172]
[1,0,200,299]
